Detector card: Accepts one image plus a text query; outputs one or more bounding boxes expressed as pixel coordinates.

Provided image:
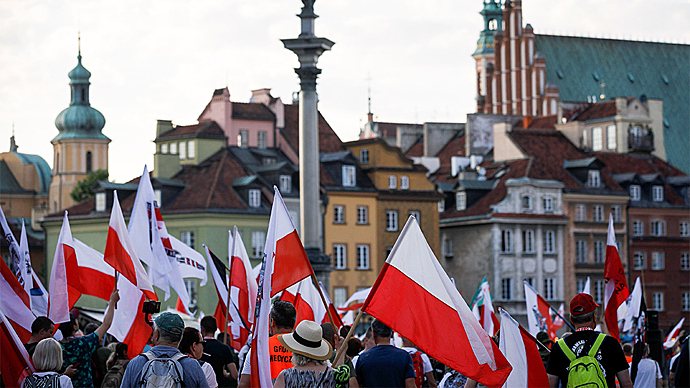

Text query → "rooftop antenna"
[366,72,373,122]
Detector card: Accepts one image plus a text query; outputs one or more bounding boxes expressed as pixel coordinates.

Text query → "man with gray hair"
[121,312,209,388]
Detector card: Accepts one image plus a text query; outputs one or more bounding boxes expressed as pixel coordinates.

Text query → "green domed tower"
[473,0,503,112]
[49,42,110,212]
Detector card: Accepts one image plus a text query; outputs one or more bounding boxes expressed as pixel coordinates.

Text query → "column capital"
[295,66,322,91]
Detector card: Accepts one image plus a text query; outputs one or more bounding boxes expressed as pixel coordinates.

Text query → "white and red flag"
[337,287,371,312]
[362,216,512,387]
[524,281,553,336]
[227,227,257,350]
[0,258,35,342]
[664,317,685,349]
[0,308,35,388]
[108,274,155,358]
[603,214,629,341]
[498,308,549,388]
[68,239,117,304]
[548,304,565,340]
[470,276,500,336]
[47,211,75,324]
[104,190,155,298]
[280,278,343,329]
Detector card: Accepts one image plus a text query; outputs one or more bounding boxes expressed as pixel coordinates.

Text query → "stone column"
[282,1,335,289]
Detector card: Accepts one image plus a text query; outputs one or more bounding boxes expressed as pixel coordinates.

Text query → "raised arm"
[96,287,120,341]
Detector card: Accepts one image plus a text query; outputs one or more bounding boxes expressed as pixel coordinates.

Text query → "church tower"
[472,0,503,112]
[49,42,110,212]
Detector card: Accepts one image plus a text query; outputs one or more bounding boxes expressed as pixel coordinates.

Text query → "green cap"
[155,312,185,335]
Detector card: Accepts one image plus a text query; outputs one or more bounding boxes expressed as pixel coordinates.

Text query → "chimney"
[156,120,173,137]
[522,116,533,129]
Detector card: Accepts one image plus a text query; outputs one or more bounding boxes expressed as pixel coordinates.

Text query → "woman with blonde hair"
[23,338,74,388]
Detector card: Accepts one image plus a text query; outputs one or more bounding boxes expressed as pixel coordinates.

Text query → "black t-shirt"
[201,339,238,388]
[24,342,38,358]
[546,330,629,388]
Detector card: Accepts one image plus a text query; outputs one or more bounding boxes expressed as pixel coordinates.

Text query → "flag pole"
[333,308,365,367]
[550,304,575,332]
[309,272,338,332]
[223,231,235,346]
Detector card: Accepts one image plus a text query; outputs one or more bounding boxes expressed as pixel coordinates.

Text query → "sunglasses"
[196,340,207,345]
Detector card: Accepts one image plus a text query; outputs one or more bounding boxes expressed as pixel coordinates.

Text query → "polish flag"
[471,277,500,336]
[0,309,35,388]
[548,304,565,340]
[337,287,371,312]
[108,274,154,358]
[280,278,343,329]
[104,191,155,298]
[266,188,313,297]
[524,281,554,336]
[603,214,629,341]
[68,239,117,304]
[362,216,512,387]
[582,277,591,295]
[227,227,258,350]
[47,211,75,324]
[498,309,549,388]
[0,258,34,342]
[663,317,685,349]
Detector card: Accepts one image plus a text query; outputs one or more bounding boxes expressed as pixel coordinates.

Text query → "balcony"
[628,129,654,152]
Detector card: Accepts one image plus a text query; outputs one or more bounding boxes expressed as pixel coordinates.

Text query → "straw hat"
[278,321,333,361]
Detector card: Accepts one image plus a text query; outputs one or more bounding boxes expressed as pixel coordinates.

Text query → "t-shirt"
[24,342,38,358]
[632,358,661,388]
[356,345,416,387]
[60,332,100,388]
[546,330,629,388]
[200,360,219,388]
[402,347,432,374]
[202,339,237,387]
[21,371,74,388]
[240,335,294,380]
[120,345,210,388]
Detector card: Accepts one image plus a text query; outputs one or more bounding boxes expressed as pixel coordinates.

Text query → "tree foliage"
[70,169,109,202]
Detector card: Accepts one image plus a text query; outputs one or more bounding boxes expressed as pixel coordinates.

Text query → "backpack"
[22,374,60,388]
[557,333,607,388]
[137,351,187,388]
[410,350,425,388]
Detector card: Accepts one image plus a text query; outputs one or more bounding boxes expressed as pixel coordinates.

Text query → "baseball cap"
[154,312,185,335]
[570,293,599,316]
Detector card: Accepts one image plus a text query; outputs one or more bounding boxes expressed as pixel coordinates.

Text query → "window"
[409,210,421,223]
[582,129,588,148]
[651,252,665,270]
[633,220,644,236]
[525,277,534,287]
[400,176,409,190]
[333,205,345,224]
[238,130,248,147]
[544,278,555,300]
[629,185,641,201]
[575,204,587,221]
[683,293,690,312]
[342,165,356,187]
[170,142,177,154]
[681,222,690,237]
[456,192,466,211]
[279,175,292,193]
[388,175,397,189]
[576,240,587,263]
[386,210,398,231]
[179,141,186,160]
[86,151,92,173]
[356,206,368,225]
[634,252,646,270]
[248,189,261,208]
[652,292,664,311]
[501,229,513,253]
[594,240,605,264]
[257,131,267,149]
[652,185,664,202]
[438,200,445,213]
[606,125,617,150]
[651,220,667,236]
[385,247,393,259]
[576,278,585,293]
[184,279,197,309]
[682,253,690,270]
[522,196,532,211]
[251,231,265,258]
[443,238,453,259]
[501,278,512,301]
[262,157,276,165]
[593,205,604,222]
[333,287,347,308]
[160,143,168,154]
[523,230,535,253]
[544,230,556,254]
[180,231,195,249]
[356,245,370,269]
[594,280,604,304]
[592,127,603,151]
[333,244,346,270]
[611,205,622,222]
[95,193,106,212]
[588,170,601,188]
[543,197,554,213]
[359,148,369,164]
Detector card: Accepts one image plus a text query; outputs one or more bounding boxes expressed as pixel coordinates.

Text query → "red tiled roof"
[572,100,617,121]
[431,135,466,182]
[231,102,276,121]
[281,104,344,155]
[528,115,557,130]
[156,121,226,141]
[405,139,424,157]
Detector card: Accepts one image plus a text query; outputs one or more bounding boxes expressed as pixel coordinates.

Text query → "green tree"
[70,169,109,202]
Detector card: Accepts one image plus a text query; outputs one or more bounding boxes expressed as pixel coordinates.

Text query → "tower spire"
[366,73,373,122]
[78,31,81,58]
[9,123,17,152]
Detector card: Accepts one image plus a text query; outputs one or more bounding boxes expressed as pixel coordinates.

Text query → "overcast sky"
[1,0,688,183]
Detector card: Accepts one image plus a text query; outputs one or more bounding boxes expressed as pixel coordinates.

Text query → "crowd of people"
[12,291,690,388]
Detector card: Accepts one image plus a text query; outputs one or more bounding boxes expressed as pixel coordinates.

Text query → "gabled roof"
[319,151,353,163]
[281,104,344,155]
[156,121,226,141]
[571,100,617,121]
[534,34,690,172]
[231,102,276,121]
[319,151,376,191]
[528,115,558,129]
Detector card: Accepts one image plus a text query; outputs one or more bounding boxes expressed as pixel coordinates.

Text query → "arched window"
[81,89,86,102]
[86,151,92,173]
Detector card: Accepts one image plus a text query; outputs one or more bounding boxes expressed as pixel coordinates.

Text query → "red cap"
[570,293,599,316]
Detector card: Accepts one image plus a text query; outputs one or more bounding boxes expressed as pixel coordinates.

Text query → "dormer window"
[456,192,466,211]
[587,170,601,188]
[388,175,397,189]
[400,176,409,190]
[630,185,641,201]
[262,157,276,165]
[592,127,603,151]
[160,143,168,154]
[248,189,261,208]
[170,142,177,154]
[652,185,664,202]
[543,197,554,213]
[279,175,292,193]
[95,192,106,212]
[521,195,532,212]
[342,165,356,187]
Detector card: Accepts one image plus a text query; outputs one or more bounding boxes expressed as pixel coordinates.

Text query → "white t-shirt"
[21,372,73,388]
[632,358,661,388]
[201,361,218,388]
[402,347,432,374]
